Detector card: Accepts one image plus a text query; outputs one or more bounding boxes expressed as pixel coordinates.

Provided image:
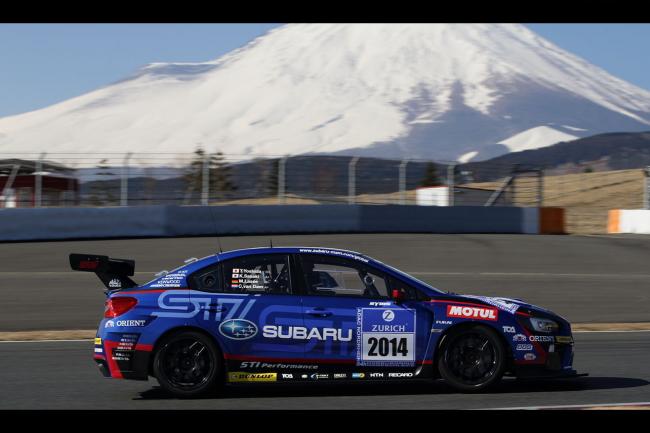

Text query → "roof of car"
[178,246,373,274]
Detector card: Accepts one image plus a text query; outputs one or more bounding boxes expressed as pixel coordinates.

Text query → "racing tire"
[437,324,506,392]
[153,330,222,398]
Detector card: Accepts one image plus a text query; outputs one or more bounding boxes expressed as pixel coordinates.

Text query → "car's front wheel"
[153,330,221,398]
[437,324,506,392]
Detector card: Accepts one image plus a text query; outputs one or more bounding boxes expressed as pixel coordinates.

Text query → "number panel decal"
[356,308,416,366]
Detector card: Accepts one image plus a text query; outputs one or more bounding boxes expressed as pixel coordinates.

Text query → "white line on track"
[484,401,650,410]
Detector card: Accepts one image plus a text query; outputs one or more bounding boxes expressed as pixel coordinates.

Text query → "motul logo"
[447,305,498,321]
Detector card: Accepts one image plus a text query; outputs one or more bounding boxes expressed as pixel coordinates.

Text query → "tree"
[420,162,442,187]
[183,147,237,204]
[210,151,237,199]
[253,158,279,197]
[88,159,117,205]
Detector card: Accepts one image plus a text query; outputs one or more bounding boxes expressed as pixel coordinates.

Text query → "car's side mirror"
[392,289,406,303]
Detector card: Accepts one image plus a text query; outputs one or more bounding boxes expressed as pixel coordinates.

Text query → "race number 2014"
[357,308,416,366]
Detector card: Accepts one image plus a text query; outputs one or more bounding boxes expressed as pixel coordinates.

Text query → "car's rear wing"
[69,253,137,290]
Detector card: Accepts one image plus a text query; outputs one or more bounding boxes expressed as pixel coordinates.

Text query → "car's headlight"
[528,317,559,333]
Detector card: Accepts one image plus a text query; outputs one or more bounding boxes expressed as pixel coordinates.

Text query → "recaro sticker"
[356,308,415,366]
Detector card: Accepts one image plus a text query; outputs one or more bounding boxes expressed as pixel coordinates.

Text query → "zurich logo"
[382,310,395,322]
[219,319,258,340]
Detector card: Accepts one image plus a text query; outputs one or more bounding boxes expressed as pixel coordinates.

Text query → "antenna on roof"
[205,205,224,254]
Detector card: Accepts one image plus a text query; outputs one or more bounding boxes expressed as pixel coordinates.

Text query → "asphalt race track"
[0,332,648,409]
[0,233,649,409]
[1,233,650,330]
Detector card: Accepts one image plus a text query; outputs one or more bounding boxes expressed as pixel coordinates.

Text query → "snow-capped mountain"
[1,23,649,166]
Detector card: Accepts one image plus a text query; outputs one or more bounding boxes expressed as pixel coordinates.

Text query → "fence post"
[644,166,650,209]
[537,168,544,207]
[121,152,132,207]
[34,153,46,208]
[399,159,409,205]
[202,153,209,206]
[511,165,519,206]
[348,157,360,204]
[447,163,456,206]
[278,156,287,204]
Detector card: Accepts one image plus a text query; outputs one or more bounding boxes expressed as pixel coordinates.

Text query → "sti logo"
[382,310,395,322]
[219,319,258,340]
[446,305,498,321]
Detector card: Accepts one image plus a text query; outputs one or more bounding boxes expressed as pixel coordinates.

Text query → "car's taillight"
[104,297,138,318]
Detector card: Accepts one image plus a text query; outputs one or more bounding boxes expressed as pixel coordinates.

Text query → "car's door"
[296,253,426,376]
[188,253,304,377]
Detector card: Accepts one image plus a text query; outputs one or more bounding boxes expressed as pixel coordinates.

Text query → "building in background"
[0,159,78,208]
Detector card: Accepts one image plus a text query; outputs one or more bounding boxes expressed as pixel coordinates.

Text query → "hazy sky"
[0,23,648,118]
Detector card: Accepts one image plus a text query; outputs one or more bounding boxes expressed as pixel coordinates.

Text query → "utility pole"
[34,153,46,208]
[399,159,409,205]
[120,152,132,206]
[447,163,456,206]
[278,156,288,204]
[202,153,209,206]
[348,157,360,204]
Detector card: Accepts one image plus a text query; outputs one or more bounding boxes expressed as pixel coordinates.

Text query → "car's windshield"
[373,260,444,294]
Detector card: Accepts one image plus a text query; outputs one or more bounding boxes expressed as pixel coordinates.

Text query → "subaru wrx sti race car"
[70,247,585,397]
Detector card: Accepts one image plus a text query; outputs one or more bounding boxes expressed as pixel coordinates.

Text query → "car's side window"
[188,263,222,292]
[387,275,430,301]
[299,254,389,299]
[221,254,292,295]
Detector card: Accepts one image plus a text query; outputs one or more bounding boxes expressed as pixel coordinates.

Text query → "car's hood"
[450,293,561,319]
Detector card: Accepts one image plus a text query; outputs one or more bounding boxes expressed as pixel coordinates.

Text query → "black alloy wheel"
[437,324,506,392]
[153,330,221,398]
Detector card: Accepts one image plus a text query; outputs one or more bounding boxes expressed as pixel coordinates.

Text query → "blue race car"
[70,247,585,397]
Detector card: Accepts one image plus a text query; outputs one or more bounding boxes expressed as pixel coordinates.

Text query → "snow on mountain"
[1,23,650,167]
[498,126,579,153]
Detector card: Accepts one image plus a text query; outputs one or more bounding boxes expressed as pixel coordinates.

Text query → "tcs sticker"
[356,308,415,366]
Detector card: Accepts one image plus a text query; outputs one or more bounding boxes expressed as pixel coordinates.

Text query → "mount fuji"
[1,23,650,165]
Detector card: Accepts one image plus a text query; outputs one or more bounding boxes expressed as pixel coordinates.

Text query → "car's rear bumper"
[94,331,152,380]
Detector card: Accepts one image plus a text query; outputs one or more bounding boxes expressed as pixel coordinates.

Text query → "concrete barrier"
[608,209,650,234]
[0,205,564,241]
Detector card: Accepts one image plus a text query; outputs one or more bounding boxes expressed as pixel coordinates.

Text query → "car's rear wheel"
[153,330,221,398]
[437,324,506,392]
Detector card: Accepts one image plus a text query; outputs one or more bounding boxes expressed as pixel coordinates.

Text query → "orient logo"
[529,335,554,343]
[446,305,498,321]
[115,319,146,327]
